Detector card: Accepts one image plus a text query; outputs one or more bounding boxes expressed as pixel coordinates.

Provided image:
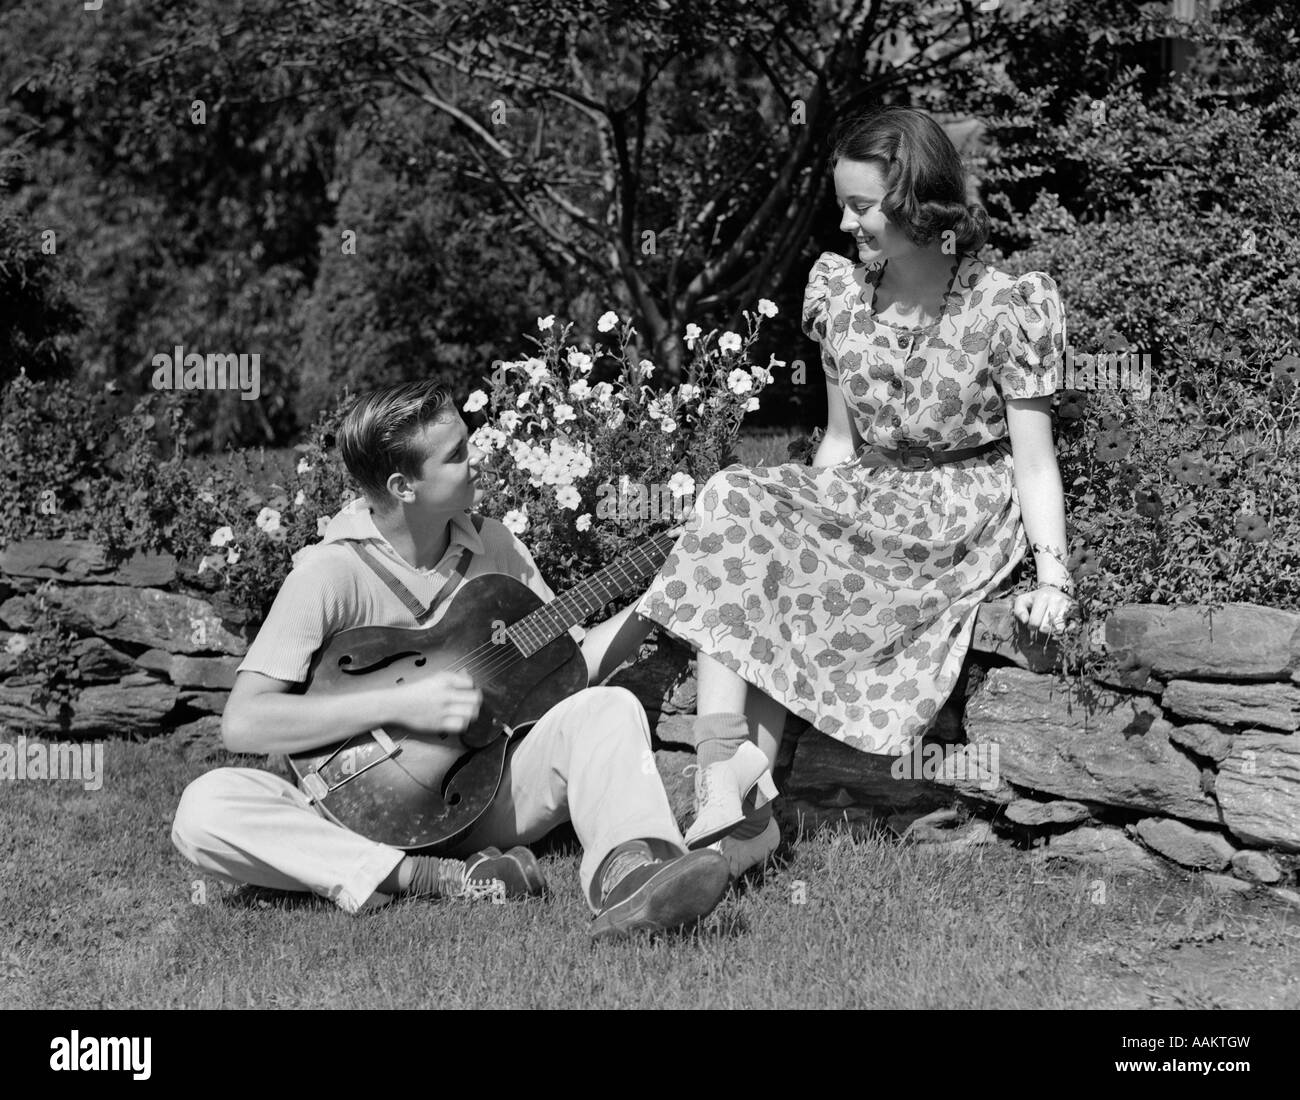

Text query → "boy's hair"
[831,106,989,252]
[338,380,456,504]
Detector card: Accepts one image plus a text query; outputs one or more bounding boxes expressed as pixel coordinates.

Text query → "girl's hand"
[1012,586,1076,636]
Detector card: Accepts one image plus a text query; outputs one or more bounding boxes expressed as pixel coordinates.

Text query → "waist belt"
[869,438,1003,470]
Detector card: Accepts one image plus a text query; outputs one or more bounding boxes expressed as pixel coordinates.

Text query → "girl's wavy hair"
[831,106,989,252]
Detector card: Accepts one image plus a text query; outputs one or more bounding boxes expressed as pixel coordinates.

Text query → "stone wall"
[0,539,248,747]
[610,600,1300,897]
[2,537,1297,895]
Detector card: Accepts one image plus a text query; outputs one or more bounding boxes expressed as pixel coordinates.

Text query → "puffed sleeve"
[801,251,852,382]
[995,271,1067,400]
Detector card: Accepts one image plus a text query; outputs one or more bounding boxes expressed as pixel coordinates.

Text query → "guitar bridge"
[302,728,403,804]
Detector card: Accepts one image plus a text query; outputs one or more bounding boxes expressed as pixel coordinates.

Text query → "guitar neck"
[507,530,678,657]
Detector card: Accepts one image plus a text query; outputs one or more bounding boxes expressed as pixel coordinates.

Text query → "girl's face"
[833,158,913,265]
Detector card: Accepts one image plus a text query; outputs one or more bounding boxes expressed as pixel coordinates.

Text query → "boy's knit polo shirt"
[237,496,584,684]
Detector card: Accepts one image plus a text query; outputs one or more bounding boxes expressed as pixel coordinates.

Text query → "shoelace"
[688,760,731,812]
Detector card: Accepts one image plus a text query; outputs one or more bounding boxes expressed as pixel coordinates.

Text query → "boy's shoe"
[590,848,731,939]
[459,846,547,901]
[709,817,780,881]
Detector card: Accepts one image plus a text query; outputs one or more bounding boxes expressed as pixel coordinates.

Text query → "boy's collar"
[322,496,485,558]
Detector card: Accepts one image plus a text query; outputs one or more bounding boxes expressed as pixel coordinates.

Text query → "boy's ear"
[381,471,411,505]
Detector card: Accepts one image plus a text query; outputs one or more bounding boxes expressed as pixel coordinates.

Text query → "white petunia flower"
[226,548,242,566]
[538,314,555,331]
[591,381,614,408]
[6,634,29,656]
[294,489,306,507]
[726,368,754,395]
[568,379,591,400]
[553,403,576,425]
[255,507,282,535]
[210,526,235,548]
[516,392,533,408]
[684,323,702,349]
[523,357,549,385]
[646,399,664,421]
[667,472,696,499]
[750,365,774,386]
[575,513,592,532]
[502,508,529,535]
[745,397,760,412]
[757,298,778,318]
[597,311,619,333]
[677,383,700,402]
[471,425,507,452]
[555,485,581,510]
[567,349,593,374]
[639,359,655,378]
[499,410,522,433]
[719,331,742,354]
[660,418,677,433]
[296,457,312,475]
[463,390,489,413]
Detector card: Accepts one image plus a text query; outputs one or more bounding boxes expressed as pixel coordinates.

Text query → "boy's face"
[387,413,484,516]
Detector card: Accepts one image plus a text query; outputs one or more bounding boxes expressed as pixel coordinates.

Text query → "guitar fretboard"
[507,531,678,656]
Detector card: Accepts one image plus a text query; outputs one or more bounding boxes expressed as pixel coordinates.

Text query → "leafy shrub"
[0,368,360,621]
[9,587,80,716]
[0,371,117,544]
[985,76,1300,371]
[173,404,358,621]
[1030,331,1300,676]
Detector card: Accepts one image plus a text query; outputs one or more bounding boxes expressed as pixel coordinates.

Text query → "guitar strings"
[445,532,677,683]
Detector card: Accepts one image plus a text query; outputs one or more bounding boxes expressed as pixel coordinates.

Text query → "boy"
[171,380,731,938]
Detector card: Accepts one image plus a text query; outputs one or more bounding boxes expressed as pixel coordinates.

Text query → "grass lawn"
[2,731,1297,1010]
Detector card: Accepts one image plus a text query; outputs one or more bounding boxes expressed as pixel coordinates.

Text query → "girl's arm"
[1005,395,1075,631]
[812,376,864,468]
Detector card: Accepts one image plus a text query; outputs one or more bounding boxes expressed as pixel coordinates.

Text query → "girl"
[636,106,1076,877]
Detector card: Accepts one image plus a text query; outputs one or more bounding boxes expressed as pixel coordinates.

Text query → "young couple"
[172,106,1075,939]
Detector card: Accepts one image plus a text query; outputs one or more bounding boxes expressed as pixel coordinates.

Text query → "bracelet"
[1038,581,1077,599]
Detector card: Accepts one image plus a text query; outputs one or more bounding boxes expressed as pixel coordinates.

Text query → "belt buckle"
[895,439,931,470]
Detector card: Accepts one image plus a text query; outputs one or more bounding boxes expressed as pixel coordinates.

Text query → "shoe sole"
[684,815,747,850]
[590,853,731,940]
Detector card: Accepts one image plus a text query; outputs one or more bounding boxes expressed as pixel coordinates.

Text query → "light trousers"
[171,686,686,914]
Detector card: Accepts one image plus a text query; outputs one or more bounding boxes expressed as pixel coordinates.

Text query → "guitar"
[287,529,678,853]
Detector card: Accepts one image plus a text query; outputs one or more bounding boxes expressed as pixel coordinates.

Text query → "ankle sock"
[404,855,467,898]
[598,840,654,904]
[693,712,749,768]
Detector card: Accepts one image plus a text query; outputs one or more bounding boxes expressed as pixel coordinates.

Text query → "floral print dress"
[636,251,1067,756]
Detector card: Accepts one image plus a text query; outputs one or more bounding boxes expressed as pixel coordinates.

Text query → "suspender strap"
[347,514,484,625]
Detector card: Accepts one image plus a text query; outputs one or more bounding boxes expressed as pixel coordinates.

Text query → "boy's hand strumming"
[389,670,483,734]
